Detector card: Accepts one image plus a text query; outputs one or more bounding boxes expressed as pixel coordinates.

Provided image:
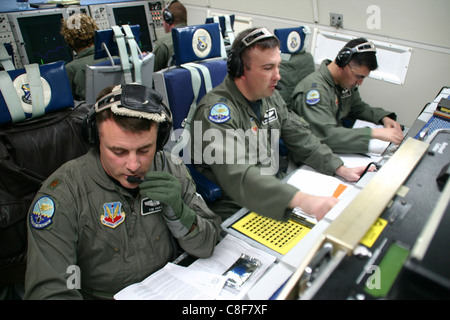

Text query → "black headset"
[82,84,172,152]
[162,0,178,25]
[335,41,376,68]
[227,27,276,78]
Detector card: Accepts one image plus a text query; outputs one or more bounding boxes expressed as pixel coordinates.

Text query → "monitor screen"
[16,13,73,65]
[112,5,153,52]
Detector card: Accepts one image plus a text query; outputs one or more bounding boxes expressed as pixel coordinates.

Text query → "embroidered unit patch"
[208,103,231,123]
[305,89,320,105]
[30,196,55,229]
[100,202,126,228]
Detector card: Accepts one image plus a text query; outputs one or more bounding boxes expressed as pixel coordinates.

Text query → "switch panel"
[330,13,343,28]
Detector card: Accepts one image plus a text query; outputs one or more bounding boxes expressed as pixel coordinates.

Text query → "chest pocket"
[77,219,125,288]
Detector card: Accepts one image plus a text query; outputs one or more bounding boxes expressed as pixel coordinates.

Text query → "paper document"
[353,119,390,156]
[287,166,352,199]
[114,235,276,300]
[114,263,227,300]
[188,234,277,300]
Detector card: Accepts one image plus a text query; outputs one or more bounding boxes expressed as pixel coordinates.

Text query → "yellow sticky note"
[232,212,311,255]
[360,218,388,248]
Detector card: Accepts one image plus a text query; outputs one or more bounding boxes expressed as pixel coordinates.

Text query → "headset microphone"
[275,83,283,90]
[127,176,144,184]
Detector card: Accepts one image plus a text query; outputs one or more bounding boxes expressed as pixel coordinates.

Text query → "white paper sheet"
[353,119,391,156]
[188,234,277,300]
[114,263,227,300]
[114,235,276,300]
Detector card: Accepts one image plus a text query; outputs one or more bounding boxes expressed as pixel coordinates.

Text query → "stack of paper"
[353,119,391,157]
[287,166,352,199]
[114,235,276,300]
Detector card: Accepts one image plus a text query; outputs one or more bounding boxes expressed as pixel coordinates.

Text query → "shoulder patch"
[208,103,230,123]
[305,89,320,106]
[30,196,56,229]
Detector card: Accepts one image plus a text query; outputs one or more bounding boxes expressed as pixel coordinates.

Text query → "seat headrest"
[205,15,235,38]
[172,23,223,66]
[94,25,141,60]
[274,26,310,54]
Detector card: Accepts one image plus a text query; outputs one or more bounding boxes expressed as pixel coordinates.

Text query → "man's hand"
[139,171,196,237]
[335,165,375,182]
[372,117,404,145]
[289,191,339,221]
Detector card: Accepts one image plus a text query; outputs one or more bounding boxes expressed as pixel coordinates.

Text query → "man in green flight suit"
[25,84,221,299]
[189,27,370,221]
[291,38,403,154]
[153,0,188,71]
[61,13,109,101]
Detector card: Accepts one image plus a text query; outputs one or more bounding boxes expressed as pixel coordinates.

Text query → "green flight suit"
[278,49,315,109]
[291,60,396,154]
[65,46,108,101]
[189,75,344,220]
[25,149,221,300]
[152,23,187,71]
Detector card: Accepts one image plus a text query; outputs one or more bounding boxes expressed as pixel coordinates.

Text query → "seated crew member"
[153,0,188,71]
[291,38,403,154]
[61,13,108,101]
[189,27,370,221]
[24,84,221,299]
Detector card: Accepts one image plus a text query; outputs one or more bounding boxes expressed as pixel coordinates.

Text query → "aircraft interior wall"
[184,0,450,128]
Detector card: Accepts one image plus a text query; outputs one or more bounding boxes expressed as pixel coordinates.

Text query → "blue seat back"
[172,23,224,66]
[94,25,141,60]
[156,23,227,130]
[154,23,227,202]
[274,26,309,54]
[0,61,74,126]
[205,15,235,39]
[162,59,227,131]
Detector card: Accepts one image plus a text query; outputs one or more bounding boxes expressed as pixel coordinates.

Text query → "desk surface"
[227,87,450,300]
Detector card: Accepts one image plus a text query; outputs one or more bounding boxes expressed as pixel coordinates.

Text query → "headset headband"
[94,84,168,123]
[349,41,376,54]
[241,27,275,47]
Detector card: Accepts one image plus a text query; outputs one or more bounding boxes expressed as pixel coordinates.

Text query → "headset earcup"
[336,47,352,67]
[227,50,242,78]
[82,108,98,146]
[157,121,171,151]
[156,101,173,151]
[162,7,174,24]
[336,48,351,68]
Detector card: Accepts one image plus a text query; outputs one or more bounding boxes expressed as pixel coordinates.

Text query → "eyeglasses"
[348,65,367,81]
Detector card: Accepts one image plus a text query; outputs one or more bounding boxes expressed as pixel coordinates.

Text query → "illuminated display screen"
[17,13,73,65]
[112,5,152,52]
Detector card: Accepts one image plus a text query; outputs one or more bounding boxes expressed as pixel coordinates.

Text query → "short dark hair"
[345,37,378,70]
[232,27,280,72]
[169,1,187,25]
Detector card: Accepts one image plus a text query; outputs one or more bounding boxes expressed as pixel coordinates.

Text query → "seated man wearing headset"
[153,0,188,71]
[189,27,371,221]
[291,38,403,154]
[24,84,221,299]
